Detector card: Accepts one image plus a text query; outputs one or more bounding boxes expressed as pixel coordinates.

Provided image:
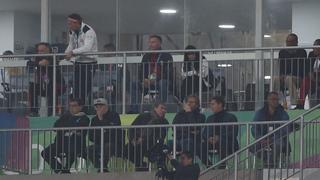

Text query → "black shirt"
[278,49,307,78]
[170,159,200,180]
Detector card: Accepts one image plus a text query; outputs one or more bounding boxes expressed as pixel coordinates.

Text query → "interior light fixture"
[218,24,235,29]
[264,76,271,80]
[264,34,272,38]
[160,9,177,14]
[217,64,232,68]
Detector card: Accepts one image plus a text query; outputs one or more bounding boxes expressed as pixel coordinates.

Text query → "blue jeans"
[130,80,169,112]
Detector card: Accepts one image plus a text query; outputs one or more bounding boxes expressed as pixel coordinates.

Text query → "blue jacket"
[251,105,292,153]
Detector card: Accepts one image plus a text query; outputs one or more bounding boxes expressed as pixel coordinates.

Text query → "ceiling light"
[160,9,177,14]
[218,24,235,29]
[264,76,271,80]
[217,64,232,68]
[264,34,272,38]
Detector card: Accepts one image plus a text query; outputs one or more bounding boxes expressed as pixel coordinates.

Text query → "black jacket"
[54,112,90,147]
[88,111,123,146]
[172,109,205,141]
[278,49,307,78]
[204,110,239,154]
[170,159,200,180]
[128,111,169,145]
[139,52,173,83]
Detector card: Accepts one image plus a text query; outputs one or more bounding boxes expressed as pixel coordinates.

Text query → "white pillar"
[41,0,50,42]
[255,0,264,110]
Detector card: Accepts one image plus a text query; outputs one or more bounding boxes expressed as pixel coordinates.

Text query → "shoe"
[97,168,109,173]
[135,167,149,172]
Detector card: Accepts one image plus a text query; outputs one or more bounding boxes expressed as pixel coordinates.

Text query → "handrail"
[0,120,304,132]
[0,46,320,58]
[200,103,320,175]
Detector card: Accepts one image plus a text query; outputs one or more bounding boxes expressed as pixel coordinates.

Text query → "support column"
[41,0,50,42]
[255,0,264,110]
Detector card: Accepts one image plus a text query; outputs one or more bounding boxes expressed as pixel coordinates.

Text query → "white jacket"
[0,67,10,99]
[65,22,98,63]
[181,58,211,87]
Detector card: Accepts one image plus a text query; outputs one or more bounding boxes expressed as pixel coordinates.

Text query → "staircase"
[199,104,320,180]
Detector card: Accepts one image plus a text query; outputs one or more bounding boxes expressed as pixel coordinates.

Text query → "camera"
[147,139,172,179]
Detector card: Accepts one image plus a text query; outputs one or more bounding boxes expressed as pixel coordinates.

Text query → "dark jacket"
[88,111,123,146]
[139,52,173,83]
[251,105,292,153]
[204,110,239,154]
[172,109,205,141]
[170,159,200,180]
[128,111,169,146]
[54,112,90,147]
[278,49,307,78]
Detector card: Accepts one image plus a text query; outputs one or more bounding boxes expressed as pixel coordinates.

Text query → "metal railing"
[200,104,320,180]
[0,46,319,115]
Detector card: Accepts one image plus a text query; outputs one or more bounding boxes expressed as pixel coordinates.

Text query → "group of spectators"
[40,91,293,175]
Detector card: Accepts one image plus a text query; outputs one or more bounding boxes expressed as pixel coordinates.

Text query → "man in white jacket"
[65,13,98,109]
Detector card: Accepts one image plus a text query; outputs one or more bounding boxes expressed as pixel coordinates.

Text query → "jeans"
[130,79,169,113]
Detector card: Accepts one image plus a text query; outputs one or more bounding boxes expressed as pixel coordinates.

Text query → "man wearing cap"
[87,98,123,172]
[65,13,98,109]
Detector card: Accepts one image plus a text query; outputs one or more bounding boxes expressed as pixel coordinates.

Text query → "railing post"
[28,129,32,175]
[122,53,127,115]
[173,125,177,159]
[100,127,104,173]
[52,54,57,116]
[234,152,238,180]
[246,124,250,169]
[299,116,304,180]
[198,50,203,108]
[270,49,274,91]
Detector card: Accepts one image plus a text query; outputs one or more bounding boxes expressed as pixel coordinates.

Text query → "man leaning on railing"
[41,98,90,174]
[250,92,295,168]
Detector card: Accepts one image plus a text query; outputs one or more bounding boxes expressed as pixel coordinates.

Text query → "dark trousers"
[29,82,53,115]
[87,144,116,171]
[41,143,85,173]
[123,142,148,171]
[73,63,96,107]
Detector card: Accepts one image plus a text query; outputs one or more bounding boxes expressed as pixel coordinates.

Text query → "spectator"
[180,45,214,101]
[41,98,90,174]
[0,51,11,111]
[87,98,124,172]
[251,92,292,168]
[171,95,210,165]
[124,101,169,171]
[130,35,173,113]
[29,43,65,116]
[299,39,320,108]
[203,96,239,168]
[167,151,200,180]
[275,33,307,107]
[65,13,98,111]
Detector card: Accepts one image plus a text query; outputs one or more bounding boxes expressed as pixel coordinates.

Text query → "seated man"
[130,35,173,113]
[171,95,210,165]
[203,96,239,168]
[87,98,123,172]
[124,101,169,171]
[251,92,292,168]
[41,98,90,174]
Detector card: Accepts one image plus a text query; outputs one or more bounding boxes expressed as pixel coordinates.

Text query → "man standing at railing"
[203,96,239,168]
[87,98,124,172]
[171,95,211,166]
[65,13,98,112]
[251,92,292,168]
[41,98,90,174]
[129,35,173,113]
[124,101,169,171]
[275,33,307,108]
